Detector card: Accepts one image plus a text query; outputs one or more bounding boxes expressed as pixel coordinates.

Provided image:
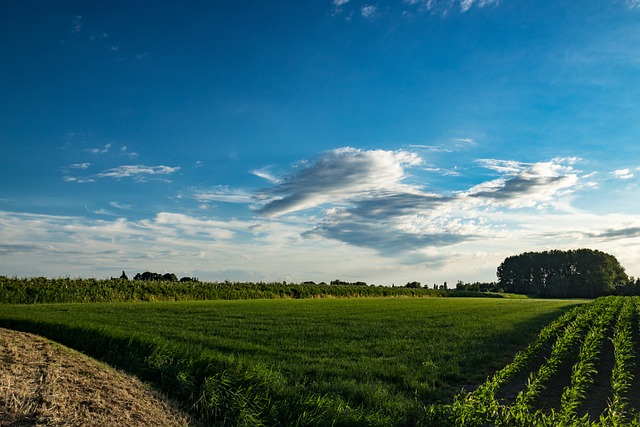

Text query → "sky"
[1,0,640,285]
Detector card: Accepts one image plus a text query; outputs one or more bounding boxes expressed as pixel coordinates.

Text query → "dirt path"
[0,327,193,426]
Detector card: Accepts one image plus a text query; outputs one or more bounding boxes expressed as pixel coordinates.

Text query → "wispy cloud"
[466,158,580,208]
[587,226,640,240]
[252,149,587,255]
[331,0,352,16]
[409,137,477,153]
[63,176,96,183]
[194,186,254,204]
[65,164,180,183]
[400,0,500,16]
[0,210,336,281]
[70,15,83,34]
[109,201,132,210]
[69,163,91,170]
[250,168,281,184]
[87,143,111,155]
[361,5,377,17]
[613,168,634,180]
[96,165,180,180]
[459,0,475,12]
[628,0,640,9]
[0,243,54,255]
[255,147,422,217]
[120,146,139,159]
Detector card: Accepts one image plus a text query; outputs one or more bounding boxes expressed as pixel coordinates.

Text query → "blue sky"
[2,0,640,285]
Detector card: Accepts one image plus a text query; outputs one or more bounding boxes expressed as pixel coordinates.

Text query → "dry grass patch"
[0,327,193,426]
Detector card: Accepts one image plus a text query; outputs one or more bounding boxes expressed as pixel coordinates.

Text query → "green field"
[0,297,581,426]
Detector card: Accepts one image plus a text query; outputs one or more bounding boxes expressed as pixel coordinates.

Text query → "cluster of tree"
[497,249,629,298]
[455,280,502,293]
[403,281,451,290]
[330,279,368,286]
[121,271,199,283]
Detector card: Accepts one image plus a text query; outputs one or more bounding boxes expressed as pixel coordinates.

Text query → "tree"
[133,271,179,282]
[497,249,628,298]
[405,281,421,289]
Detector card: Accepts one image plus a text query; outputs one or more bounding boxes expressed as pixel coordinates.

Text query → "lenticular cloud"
[256,147,423,217]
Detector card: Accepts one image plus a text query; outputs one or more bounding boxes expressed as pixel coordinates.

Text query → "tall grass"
[0,276,499,304]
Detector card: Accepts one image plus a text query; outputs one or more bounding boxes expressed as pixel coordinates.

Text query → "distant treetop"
[131,271,198,283]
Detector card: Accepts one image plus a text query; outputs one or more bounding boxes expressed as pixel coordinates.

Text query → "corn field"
[432,296,640,426]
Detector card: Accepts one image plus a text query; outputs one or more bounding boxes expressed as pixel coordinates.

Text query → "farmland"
[435,296,640,426]
[0,295,580,426]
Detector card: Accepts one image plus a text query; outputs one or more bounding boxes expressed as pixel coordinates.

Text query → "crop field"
[436,296,640,426]
[0,276,494,303]
[0,296,582,426]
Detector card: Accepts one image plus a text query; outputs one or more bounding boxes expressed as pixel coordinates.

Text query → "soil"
[0,327,195,426]
[577,335,614,422]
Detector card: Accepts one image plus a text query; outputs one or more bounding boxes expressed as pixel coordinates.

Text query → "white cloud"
[2,172,640,283]
[63,176,96,183]
[0,210,382,283]
[252,150,588,256]
[401,0,500,15]
[109,202,132,210]
[460,0,499,12]
[613,168,634,180]
[409,137,477,153]
[194,186,254,204]
[452,137,476,145]
[460,0,475,12]
[466,158,580,208]
[87,144,111,155]
[256,147,422,217]
[96,165,180,179]
[361,5,377,17]
[143,212,236,240]
[119,146,139,159]
[250,168,281,184]
[69,163,91,169]
[333,0,350,5]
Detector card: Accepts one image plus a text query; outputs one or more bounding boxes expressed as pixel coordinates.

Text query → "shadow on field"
[450,304,583,395]
[0,318,378,426]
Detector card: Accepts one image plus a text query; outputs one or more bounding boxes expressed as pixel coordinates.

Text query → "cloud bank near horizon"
[3,148,640,282]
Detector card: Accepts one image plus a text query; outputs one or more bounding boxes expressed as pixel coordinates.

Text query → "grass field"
[0,297,581,426]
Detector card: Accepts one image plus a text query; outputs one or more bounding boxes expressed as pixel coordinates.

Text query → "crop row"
[432,296,640,426]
